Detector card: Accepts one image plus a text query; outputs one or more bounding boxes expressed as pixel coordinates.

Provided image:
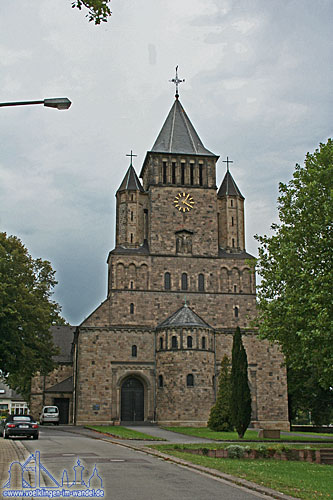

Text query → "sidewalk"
[0,438,28,490]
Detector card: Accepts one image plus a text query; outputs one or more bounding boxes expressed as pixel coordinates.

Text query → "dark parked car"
[1,414,39,440]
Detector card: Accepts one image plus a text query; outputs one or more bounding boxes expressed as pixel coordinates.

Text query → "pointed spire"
[218,169,244,199]
[151,99,216,156]
[117,164,144,193]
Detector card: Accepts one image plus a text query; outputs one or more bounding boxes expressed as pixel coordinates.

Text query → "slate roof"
[117,165,144,193]
[0,380,25,401]
[151,99,216,157]
[109,240,150,256]
[51,326,75,363]
[45,376,73,393]
[157,304,213,330]
[217,169,244,199]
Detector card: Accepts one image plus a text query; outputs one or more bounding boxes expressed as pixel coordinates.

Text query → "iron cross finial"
[223,156,233,172]
[170,66,185,99]
[126,150,137,165]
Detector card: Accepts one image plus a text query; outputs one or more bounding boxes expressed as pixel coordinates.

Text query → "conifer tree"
[231,327,251,438]
[208,355,233,431]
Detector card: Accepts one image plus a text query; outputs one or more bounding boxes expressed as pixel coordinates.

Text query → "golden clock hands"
[182,201,194,207]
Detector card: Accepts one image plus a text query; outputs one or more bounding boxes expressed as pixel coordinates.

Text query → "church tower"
[217,166,245,252]
[71,70,289,431]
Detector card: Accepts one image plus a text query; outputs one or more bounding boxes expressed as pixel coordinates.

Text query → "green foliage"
[288,366,333,426]
[71,0,112,24]
[208,355,233,431]
[226,444,246,458]
[231,327,252,438]
[0,233,62,400]
[256,444,268,458]
[254,139,333,390]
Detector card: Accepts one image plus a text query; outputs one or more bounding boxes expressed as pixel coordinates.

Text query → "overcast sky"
[1,0,332,325]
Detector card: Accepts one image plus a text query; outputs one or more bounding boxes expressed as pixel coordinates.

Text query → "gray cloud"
[1,0,332,324]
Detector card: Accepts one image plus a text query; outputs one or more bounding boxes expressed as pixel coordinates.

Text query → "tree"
[230,327,251,438]
[0,233,63,400]
[287,366,333,426]
[71,0,112,24]
[208,355,233,432]
[254,139,333,390]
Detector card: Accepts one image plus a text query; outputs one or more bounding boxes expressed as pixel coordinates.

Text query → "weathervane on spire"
[170,66,185,99]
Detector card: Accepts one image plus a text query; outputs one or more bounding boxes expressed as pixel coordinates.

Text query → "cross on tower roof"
[223,156,233,172]
[126,150,137,165]
[169,66,185,99]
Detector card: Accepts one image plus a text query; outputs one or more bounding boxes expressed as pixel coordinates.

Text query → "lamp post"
[0,98,71,110]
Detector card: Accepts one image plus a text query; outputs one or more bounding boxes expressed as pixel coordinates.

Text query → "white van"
[40,406,59,425]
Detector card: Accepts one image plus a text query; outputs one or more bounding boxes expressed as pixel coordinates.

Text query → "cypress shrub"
[208,355,233,431]
[231,327,252,438]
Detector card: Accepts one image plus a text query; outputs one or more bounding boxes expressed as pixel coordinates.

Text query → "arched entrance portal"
[121,377,144,422]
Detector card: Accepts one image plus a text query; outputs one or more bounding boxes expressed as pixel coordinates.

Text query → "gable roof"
[217,170,244,199]
[151,99,216,157]
[157,304,213,329]
[45,376,73,393]
[117,165,144,193]
[51,326,75,363]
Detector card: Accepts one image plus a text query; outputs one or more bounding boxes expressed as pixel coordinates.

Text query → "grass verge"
[149,446,332,500]
[163,426,333,442]
[85,425,165,440]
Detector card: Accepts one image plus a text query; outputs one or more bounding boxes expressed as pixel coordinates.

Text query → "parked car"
[1,414,39,439]
[40,406,59,425]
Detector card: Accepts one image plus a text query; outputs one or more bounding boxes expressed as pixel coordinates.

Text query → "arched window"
[187,336,193,348]
[181,273,188,291]
[201,336,206,349]
[130,281,134,289]
[199,165,203,186]
[163,161,167,184]
[171,336,178,349]
[159,337,164,350]
[212,375,215,389]
[181,164,185,184]
[234,284,237,293]
[164,272,171,290]
[130,233,133,243]
[198,273,205,291]
[186,374,194,387]
[234,306,239,318]
[131,345,137,357]
[131,211,134,221]
[130,303,134,314]
[232,238,235,248]
[158,375,164,388]
[190,164,194,185]
[172,162,176,184]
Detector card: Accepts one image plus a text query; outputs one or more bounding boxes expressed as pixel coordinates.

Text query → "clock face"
[174,192,195,212]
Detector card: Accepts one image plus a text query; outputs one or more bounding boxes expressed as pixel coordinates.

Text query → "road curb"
[96,435,300,500]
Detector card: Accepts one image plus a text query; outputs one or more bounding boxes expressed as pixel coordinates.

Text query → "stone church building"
[31,89,289,430]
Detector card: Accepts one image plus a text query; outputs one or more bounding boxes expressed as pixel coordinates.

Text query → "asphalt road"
[20,426,271,500]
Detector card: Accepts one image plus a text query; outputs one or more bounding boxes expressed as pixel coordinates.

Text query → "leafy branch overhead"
[72,0,112,24]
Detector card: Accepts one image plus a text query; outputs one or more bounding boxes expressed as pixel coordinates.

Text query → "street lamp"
[0,98,71,110]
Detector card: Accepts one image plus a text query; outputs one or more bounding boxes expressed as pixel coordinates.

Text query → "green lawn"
[150,447,332,500]
[163,426,333,442]
[86,425,165,440]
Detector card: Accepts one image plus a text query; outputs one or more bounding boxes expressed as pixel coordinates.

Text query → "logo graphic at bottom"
[2,450,104,497]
